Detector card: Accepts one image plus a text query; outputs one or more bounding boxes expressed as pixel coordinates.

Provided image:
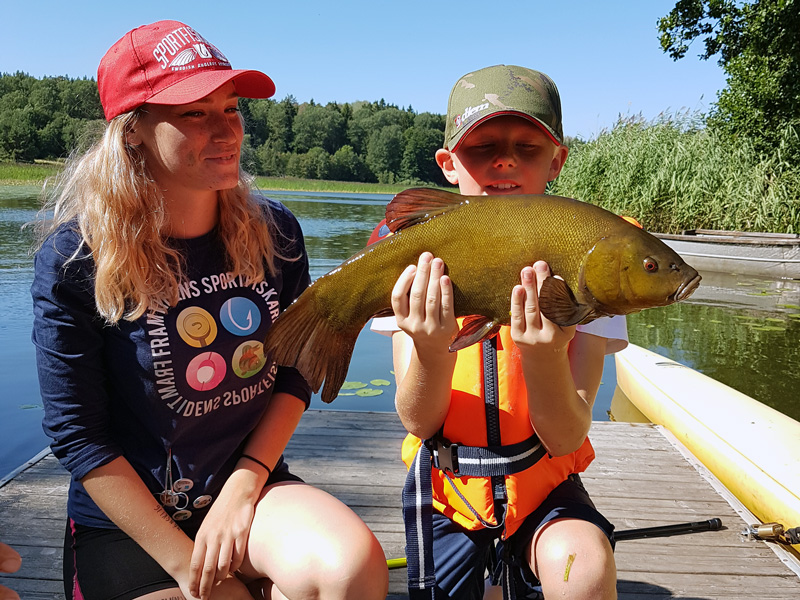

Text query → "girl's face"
[130,82,244,203]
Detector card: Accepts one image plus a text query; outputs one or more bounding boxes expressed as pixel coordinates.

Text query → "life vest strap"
[426,433,546,478]
[404,434,547,598]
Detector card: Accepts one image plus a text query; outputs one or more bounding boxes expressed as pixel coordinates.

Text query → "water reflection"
[627,271,800,421]
[271,191,389,274]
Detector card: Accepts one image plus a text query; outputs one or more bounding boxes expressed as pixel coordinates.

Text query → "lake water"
[2,186,799,481]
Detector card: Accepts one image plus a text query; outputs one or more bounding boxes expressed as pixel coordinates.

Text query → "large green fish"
[264,188,701,403]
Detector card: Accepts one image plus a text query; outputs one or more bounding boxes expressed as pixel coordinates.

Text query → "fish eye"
[643,257,658,273]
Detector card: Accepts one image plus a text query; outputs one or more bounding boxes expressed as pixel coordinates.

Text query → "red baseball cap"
[98,20,276,120]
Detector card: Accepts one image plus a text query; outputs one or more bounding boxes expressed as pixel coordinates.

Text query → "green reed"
[253,176,406,195]
[552,112,800,234]
[0,162,60,183]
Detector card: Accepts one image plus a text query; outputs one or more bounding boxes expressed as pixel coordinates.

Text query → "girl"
[32,20,387,600]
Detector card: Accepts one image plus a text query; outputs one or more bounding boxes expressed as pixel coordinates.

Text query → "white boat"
[655,229,800,280]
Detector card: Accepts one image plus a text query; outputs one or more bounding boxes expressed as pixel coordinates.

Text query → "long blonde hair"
[36,109,281,323]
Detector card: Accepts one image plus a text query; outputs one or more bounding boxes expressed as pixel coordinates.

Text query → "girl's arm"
[392,253,458,439]
[511,262,605,456]
[188,391,306,599]
[80,459,251,600]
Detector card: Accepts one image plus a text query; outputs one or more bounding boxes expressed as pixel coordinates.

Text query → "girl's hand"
[510,261,575,355]
[189,472,259,600]
[0,541,21,600]
[179,573,254,600]
[391,252,458,360]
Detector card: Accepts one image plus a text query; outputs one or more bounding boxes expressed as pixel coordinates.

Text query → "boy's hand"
[510,261,575,355]
[391,252,458,360]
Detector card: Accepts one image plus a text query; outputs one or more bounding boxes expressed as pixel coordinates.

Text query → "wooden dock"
[1,411,798,599]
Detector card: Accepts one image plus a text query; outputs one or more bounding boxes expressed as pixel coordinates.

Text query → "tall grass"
[0,162,60,183]
[552,113,800,234]
[253,176,406,195]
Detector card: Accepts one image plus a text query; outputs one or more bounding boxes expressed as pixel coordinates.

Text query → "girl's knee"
[311,530,388,600]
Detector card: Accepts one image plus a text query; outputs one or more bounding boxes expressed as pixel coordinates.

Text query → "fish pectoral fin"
[449,316,501,352]
[538,277,593,326]
[385,188,465,233]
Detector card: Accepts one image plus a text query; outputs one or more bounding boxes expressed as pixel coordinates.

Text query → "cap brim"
[449,110,561,151]
[147,69,275,105]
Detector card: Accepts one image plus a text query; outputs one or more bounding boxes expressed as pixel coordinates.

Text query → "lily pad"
[746,290,778,296]
[370,379,391,386]
[356,388,383,397]
[340,381,367,390]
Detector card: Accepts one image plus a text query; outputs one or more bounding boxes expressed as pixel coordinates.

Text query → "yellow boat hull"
[615,344,800,552]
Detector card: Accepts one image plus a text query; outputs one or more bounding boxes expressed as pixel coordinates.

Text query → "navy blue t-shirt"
[31,197,311,530]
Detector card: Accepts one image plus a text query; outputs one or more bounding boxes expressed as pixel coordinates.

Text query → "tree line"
[2,2,797,189]
[0,71,448,186]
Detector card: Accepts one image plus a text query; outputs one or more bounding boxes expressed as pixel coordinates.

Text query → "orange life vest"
[401,322,595,538]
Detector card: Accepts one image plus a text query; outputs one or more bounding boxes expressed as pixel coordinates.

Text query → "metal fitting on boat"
[741,522,785,542]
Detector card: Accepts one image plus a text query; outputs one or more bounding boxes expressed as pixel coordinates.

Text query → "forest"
[0,72,449,186]
[1,1,798,232]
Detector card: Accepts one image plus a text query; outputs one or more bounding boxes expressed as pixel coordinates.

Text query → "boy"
[373,65,626,599]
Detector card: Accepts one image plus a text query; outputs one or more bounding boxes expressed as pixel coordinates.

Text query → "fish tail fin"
[264,292,360,404]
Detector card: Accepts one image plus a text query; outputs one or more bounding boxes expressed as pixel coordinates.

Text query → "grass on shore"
[0,163,407,196]
[252,176,406,195]
[0,162,60,184]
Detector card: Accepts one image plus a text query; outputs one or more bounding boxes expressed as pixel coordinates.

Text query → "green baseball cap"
[444,64,564,150]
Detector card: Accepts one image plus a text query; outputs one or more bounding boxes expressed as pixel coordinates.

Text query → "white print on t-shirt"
[144,272,281,418]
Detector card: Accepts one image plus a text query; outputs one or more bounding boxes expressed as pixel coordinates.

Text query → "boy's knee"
[533,520,616,600]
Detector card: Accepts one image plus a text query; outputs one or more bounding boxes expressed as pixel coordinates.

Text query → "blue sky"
[1,1,727,140]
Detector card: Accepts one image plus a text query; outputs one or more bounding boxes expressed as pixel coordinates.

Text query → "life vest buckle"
[430,437,460,475]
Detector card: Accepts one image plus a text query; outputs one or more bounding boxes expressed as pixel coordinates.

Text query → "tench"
[264,188,701,403]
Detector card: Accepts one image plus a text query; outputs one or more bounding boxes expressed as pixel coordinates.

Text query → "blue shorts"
[430,474,615,600]
[63,460,302,600]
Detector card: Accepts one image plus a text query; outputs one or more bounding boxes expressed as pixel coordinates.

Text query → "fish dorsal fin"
[385,188,467,233]
[538,277,594,326]
[449,316,501,352]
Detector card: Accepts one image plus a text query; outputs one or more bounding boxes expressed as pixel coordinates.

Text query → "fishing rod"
[614,517,723,541]
[386,517,724,569]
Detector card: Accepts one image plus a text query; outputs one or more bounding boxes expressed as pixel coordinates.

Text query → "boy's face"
[436,115,568,196]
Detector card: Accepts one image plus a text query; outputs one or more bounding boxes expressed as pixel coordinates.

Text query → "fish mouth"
[672,273,702,302]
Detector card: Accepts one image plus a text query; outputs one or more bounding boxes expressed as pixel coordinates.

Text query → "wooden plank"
[0,414,798,599]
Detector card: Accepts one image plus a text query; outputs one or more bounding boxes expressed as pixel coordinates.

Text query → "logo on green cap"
[444,65,564,150]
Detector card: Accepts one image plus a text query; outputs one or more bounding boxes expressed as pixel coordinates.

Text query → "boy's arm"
[391,253,458,439]
[393,331,455,439]
[512,262,603,456]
